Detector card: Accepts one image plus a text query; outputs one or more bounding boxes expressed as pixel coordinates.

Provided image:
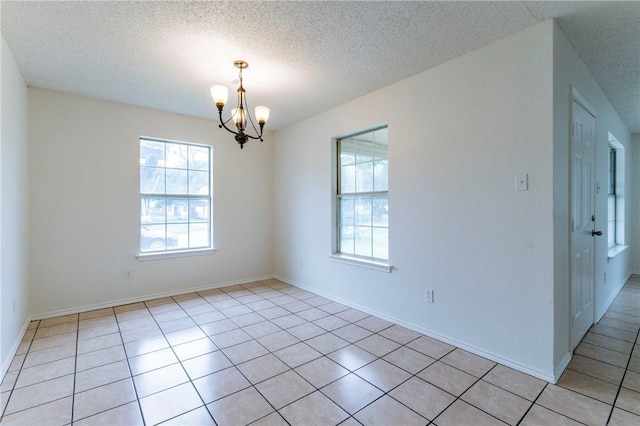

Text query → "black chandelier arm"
[217,109,240,135]
[217,109,265,142]
[244,103,265,141]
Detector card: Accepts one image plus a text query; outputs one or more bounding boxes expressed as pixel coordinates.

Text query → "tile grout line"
[197,283,298,424]
[69,314,80,425]
[434,360,514,426]
[0,320,39,420]
[72,309,134,424]
[270,306,431,423]
[210,283,337,425]
[207,285,397,424]
[546,280,639,425]
[515,382,550,425]
[112,287,273,423]
[581,329,638,355]
[1,320,88,423]
[87,285,515,425]
[112,305,147,426]
[5,278,638,426]
[204,281,324,425]
[605,322,640,424]
[143,295,223,425]
[167,281,301,424]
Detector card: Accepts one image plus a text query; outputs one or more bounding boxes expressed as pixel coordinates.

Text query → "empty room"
[1,1,639,425]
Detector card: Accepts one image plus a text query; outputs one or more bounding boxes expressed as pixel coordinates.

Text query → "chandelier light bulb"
[210,85,229,107]
[255,106,270,125]
[231,107,247,131]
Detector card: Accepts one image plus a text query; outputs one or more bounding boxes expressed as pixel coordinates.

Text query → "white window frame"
[607,145,617,249]
[137,137,216,260]
[607,133,627,259]
[329,125,391,272]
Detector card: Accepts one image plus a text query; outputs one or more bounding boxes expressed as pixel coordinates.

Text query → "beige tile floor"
[1,276,638,425]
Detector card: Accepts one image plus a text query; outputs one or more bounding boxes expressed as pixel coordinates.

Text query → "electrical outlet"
[124,269,133,280]
[425,289,434,303]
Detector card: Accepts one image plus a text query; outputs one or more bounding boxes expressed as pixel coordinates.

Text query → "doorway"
[570,95,597,349]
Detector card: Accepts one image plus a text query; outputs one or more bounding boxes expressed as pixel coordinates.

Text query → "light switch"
[515,174,528,191]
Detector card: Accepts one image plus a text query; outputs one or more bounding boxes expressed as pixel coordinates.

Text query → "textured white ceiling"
[1,1,638,133]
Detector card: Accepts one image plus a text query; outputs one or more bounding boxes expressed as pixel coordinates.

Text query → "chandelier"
[210,60,270,149]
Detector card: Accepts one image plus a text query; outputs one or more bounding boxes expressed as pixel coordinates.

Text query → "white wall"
[632,134,640,275]
[274,22,557,380]
[28,89,274,316]
[1,37,30,374]
[552,21,634,371]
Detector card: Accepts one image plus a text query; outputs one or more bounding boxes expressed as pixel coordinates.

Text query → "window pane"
[167,198,188,222]
[373,196,388,227]
[339,226,355,255]
[166,143,188,169]
[189,222,210,248]
[373,159,388,191]
[356,140,374,164]
[189,170,209,195]
[373,127,388,151]
[141,197,166,224]
[608,195,615,219]
[608,148,616,195]
[140,140,165,166]
[189,146,209,170]
[372,228,389,260]
[190,199,210,223]
[140,167,165,194]
[341,164,356,193]
[340,138,356,166]
[167,223,188,250]
[608,221,615,247]
[140,224,166,252]
[354,226,372,257]
[355,197,372,226]
[608,194,616,247]
[166,169,188,194]
[340,197,355,226]
[355,162,374,192]
[608,219,616,246]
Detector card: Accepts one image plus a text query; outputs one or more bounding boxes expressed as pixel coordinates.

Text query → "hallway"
[558,274,640,424]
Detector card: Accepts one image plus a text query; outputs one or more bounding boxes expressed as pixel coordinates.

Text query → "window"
[336,126,389,262]
[607,146,616,248]
[139,138,212,254]
[607,132,627,258]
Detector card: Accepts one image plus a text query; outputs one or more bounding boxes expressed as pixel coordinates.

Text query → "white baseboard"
[553,351,573,383]
[596,272,632,322]
[30,275,273,320]
[1,318,31,382]
[274,274,557,383]
[5,272,567,384]
[1,275,273,383]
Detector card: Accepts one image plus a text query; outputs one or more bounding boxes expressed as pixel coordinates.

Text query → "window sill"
[137,247,218,262]
[328,253,392,273]
[607,245,628,261]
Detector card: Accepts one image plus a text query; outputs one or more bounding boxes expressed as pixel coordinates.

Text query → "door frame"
[569,87,598,350]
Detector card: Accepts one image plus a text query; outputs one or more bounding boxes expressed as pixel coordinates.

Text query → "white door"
[570,98,597,349]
